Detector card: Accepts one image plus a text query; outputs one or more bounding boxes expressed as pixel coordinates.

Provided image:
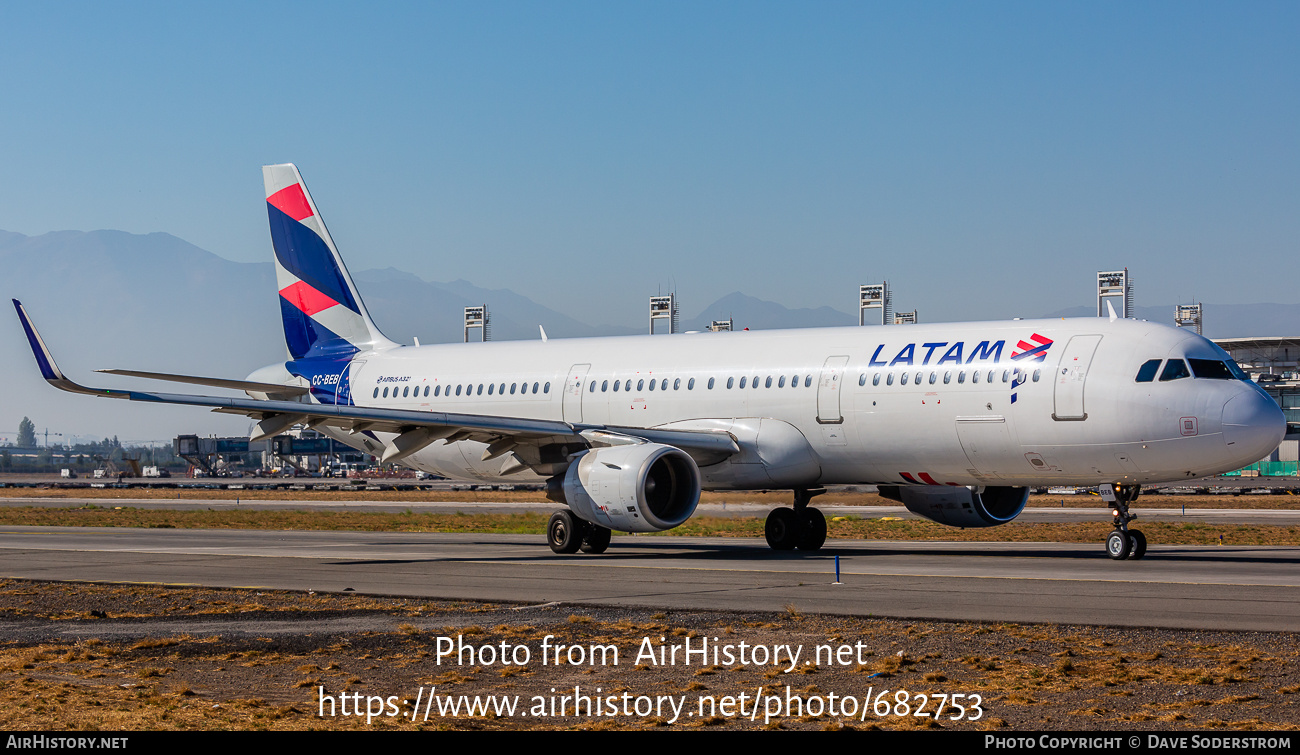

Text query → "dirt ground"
[0,580,1297,731]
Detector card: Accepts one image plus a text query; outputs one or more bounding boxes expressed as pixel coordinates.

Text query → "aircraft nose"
[1222,388,1286,462]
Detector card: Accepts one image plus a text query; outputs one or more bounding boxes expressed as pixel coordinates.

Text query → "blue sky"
[1,1,1296,327]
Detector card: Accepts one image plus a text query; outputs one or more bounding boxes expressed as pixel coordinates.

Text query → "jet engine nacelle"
[548,443,701,533]
[878,485,1029,528]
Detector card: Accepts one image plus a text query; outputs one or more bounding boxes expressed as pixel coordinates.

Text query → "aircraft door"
[335,360,365,406]
[817,355,850,424]
[1052,335,1102,421]
[563,363,591,424]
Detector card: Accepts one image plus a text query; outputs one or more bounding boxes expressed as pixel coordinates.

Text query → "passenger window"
[727,377,735,389]
[637,379,645,391]
[648,379,655,391]
[708,377,715,390]
[544,382,550,393]
[972,371,980,384]
[872,373,881,386]
[886,373,894,385]
[740,377,747,389]
[804,375,812,387]
[500,383,506,394]
[533,382,540,393]
[752,375,759,388]
[434,385,440,397]
[688,378,695,389]
[901,373,909,385]
[791,374,799,387]
[779,376,787,388]
[601,380,608,392]
[929,372,937,385]
[488,384,494,395]
[373,388,379,398]
[1001,370,1009,383]
[613,380,621,392]
[1160,360,1190,381]
[477,384,484,395]
[987,370,995,383]
[958,371,966,384]
[914,372,922,384]
[661,379,667,390]
[589,381,595,392]
[765,376,773,388]
[859,373,866,387]
[1032,369,1041,382]
[402,386,409,398]
[455,385,462,396]
[425,386,431,397]
[943,371,951,384]
[674,378,681,390]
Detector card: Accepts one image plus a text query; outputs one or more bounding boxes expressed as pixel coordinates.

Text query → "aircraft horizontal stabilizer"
[96,369,310,397]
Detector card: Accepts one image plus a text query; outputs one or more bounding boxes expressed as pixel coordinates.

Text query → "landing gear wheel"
[798,507,827,551]
[1106,529,1131,560]
[580,525,612,554]
[765,507,802,551]
[547,511,582,554]
[1127,529,1147,560]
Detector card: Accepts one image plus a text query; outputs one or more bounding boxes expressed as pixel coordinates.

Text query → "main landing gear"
[765,487,828,551]
[1105,483,1147,561]
[547,510,612,555]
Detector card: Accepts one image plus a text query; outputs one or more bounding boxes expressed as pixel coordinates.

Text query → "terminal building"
[1214,337,1300,464]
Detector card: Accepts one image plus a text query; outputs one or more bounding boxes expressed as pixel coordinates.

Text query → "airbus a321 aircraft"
[14,164,1286,560]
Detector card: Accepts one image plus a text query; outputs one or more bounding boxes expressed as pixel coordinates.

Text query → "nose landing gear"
[1105,484,1146,560]
[764,487,828,551]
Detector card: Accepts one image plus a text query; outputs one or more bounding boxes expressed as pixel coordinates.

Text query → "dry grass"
[0,504,1295,545]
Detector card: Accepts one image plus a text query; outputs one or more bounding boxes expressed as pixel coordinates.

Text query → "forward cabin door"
[563,363,591,424]
[816,355,850,424]
[1052,335,1102,421]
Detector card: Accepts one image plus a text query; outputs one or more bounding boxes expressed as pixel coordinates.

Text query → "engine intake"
[547,443,701,533]
[878,485,1028,528]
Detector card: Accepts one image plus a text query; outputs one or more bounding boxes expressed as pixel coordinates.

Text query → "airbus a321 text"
[14,164,1286,560]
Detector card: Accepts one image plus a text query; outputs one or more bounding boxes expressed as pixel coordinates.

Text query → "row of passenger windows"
[1134,358,1248,383]
[589,375,816,392]
[860,368,1041,387]
[375,381,551,399]
[372,367,1046,400]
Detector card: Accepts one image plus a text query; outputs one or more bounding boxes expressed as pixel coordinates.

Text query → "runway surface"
[0,526,1296,632]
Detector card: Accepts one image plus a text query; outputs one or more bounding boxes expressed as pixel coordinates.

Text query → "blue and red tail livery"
[263,164,394,362]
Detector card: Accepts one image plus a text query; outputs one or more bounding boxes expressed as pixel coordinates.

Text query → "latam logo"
[1009,333,1054,404]
[1010,333,1054,363]
[865,334,1054,368]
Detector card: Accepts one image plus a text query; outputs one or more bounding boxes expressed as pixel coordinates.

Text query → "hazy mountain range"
[4,228,1300,441]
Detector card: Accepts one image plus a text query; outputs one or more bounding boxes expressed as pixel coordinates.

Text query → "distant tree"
[16,418,35,448]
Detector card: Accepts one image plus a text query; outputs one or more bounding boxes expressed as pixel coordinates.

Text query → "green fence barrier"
[1225,460,1300,477]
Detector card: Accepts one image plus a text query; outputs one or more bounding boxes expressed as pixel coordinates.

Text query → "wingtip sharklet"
[12,299,61,382]
[12,299,117,396]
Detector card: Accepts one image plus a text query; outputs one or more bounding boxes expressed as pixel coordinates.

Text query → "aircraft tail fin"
[263,164,396,361]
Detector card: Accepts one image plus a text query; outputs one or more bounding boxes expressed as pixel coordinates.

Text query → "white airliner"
[14,164,1286,560]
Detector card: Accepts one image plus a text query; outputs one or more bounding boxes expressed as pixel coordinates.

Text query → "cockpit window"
[1188,359,1234,380]
[1187,358,1250,381]
[1135,359,1161,383]
[1159,359,1191,381]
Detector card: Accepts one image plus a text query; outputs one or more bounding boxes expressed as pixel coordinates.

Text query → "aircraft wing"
[13,299,738,460]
